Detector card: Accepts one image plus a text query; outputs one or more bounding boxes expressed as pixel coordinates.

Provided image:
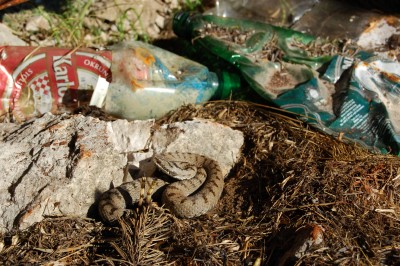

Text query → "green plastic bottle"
[173,11,344,120]
[173,11,400,155]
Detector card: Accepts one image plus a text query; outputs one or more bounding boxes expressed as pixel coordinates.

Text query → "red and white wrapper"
[0,46,112,122]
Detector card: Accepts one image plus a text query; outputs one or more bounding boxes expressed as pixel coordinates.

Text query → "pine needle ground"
[1,101,400,265]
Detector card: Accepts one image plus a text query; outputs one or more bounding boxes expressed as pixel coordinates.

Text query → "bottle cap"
[215,71,241,99]
[173,11,195,39]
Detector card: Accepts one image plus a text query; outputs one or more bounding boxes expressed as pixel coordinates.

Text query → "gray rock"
[91,0,169,38]
[0,23,26,46]
[0,114,127,232]
[108,119,154,153]
[0,114,244,232]
[152,119,244,176]
[25,15,51,32]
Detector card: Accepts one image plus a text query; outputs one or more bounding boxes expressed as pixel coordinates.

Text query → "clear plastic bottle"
[0,41,240,121]
[205,0,318,27]
[100,41,240,120]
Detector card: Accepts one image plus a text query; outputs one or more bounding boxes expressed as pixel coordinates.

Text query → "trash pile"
[1,0,400,265]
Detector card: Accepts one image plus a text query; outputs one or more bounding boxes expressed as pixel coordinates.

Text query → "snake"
[98,152,224,223]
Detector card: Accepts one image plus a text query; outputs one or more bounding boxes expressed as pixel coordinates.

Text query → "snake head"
[153,152,198,180]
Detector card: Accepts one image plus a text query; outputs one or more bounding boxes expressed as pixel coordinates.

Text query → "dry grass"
[1,101,400,265]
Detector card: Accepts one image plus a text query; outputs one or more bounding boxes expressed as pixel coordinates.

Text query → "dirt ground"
[1,101,400,265]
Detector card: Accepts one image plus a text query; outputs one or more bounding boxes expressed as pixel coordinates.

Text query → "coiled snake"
[98,152,224,223]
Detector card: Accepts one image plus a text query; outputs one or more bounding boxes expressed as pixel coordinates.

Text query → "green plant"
[44,0,95,46]
[112,6,148,44]
[182,0,203,11]
[2,0,206,47]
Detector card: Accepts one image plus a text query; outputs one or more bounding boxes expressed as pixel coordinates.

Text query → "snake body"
[98,152,224,223]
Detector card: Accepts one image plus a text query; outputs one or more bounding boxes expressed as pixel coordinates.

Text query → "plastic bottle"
[206,0,400,50]
[0,41,240,122]
[101,41,240,120]
[173,11,335,100]
[172,11,400,155]
[205,0,318,27]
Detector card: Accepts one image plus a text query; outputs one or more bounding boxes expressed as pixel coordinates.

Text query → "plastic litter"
[205,0,318,27]
[0,41,240,122]
[173,11,400,155]
[206,0,400,55]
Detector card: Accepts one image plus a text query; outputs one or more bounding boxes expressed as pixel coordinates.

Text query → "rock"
[0,114,244,232]
[83,17,110,32]
[0,23,26,46]
[108,119,154,153]
[151,119,243,176]
[155,14,166,29]
[91,0,171,39]
[164,0,180,10]
[25,15,51,32]
[0,121,18,136]
[0,114,127,232]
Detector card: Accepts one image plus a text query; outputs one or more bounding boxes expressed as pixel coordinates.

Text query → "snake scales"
[98,152,224,223]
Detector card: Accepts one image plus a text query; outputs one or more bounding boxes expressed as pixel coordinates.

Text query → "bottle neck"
[213,71,241,99]
[173,11,199,39]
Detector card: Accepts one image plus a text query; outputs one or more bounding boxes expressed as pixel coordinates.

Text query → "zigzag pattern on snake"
[98,152,224,223]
